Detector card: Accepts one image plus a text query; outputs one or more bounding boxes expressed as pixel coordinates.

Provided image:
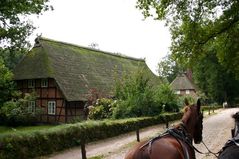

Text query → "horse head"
[182,99,203,144]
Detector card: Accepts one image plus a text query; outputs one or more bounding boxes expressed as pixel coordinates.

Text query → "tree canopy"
[0,1,52,125]
[0,0,52,68]
[157,55,184,83]
[192,51,239,104]
[137,0,239,78]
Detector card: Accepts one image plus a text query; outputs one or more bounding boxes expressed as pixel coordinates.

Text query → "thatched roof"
[14,37,159,101]
[170,73,197,90]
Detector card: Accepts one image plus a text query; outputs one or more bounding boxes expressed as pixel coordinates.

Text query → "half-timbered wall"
[16,78,86,123]
[16,78,66,123]
[65,101,85,122]
[177,89,197,97]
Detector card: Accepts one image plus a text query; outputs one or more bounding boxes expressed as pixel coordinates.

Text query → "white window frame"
[28,80,35,88]
[176,90,180,94]
[48,101,56,115]
[41,79,48,87]
[186,90,190,94]
[28,101,35,113]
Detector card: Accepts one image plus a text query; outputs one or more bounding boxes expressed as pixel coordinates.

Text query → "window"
[28,80,35,88]
[48,101,56,115]
[28,101,35,113]
[175,90,180,94]
[41,79,48,87]
[186,90,190,94]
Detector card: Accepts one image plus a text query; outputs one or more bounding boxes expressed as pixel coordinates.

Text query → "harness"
[221,134,239,152]
[140,123,195,159]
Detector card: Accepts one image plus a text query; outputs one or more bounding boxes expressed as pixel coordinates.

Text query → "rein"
[195,140,219,158]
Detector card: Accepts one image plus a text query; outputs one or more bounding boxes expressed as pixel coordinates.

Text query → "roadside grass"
[0,125,55,136]
[89,155,104,159]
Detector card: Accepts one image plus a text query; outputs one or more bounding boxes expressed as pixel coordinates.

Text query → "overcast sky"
[30,0,171,75]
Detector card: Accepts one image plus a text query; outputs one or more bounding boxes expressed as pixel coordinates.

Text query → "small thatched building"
[170,73,197,97]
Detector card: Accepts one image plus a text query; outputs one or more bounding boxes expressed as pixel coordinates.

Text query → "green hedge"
[201,105,222,111]
[0,112,183,159]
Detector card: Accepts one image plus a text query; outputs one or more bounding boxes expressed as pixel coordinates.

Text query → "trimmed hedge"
[0,112,183,159]
[201,105,222,111]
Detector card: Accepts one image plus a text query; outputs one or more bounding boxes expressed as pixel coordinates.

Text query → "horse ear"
[197,99,201,111]
[184,106,190,112]
[184,98,189,106]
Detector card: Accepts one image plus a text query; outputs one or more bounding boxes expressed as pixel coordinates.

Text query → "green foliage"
[88,98,118,120]
[0,0,52,69]
[0,125,54,136]
[201,105,222,112]
[0,112,182,159]
[192,52,239,104]
[0,57,16,107]
[0,92,42,126]
[154,83,179,112]
[113,69,162,118]
[136,0,239,78]
[89,156,104,159]
[157,55,184,83]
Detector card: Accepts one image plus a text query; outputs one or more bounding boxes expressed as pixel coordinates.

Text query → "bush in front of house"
[0,112,183,159]
[154,83,180,112]
[0,93,42,126]
[88,98,118,120]
[113,69,163,119]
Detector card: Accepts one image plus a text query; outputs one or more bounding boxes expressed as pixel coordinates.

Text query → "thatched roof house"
[13,37,158,123]
[170,73,197,97]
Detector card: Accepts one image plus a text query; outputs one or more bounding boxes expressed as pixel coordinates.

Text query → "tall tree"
[0,1,52,108]
[157,55,184,83]
[192,51,239,104]
[0,57,15,106]
[136,0,239,78]
[0,0,52,69]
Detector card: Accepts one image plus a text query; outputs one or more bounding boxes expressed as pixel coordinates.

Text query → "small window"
[186,90,190,94]
[41,79,48,87]
[48,101,56,115]
[28,101,35,113]
[175,90,180,94]
[28,80,35,88]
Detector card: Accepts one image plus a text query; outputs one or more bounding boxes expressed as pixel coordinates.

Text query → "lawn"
[0,125,56,136]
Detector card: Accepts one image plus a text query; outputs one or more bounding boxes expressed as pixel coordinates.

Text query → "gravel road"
[42,108,239,159]
[195,108,239,159]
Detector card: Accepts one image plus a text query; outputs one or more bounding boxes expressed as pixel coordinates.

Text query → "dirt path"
[41,108,238,159]
[195,108,239,159]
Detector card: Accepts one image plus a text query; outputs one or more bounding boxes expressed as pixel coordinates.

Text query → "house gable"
[170,73,198,96]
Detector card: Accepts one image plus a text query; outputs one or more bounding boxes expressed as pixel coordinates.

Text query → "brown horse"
[124,99,203,159]
[218,111,239,159]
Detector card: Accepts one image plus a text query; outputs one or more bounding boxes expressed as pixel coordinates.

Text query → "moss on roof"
[170,73,197,90]
[14,37,159,101]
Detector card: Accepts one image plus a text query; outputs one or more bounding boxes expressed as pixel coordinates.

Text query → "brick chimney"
[185,69,193,82]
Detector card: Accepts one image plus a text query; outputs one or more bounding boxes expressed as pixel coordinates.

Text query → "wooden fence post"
[136,129,140,142]
[208,107,210,115]
[81,140,87,159]
[166,120,169,128]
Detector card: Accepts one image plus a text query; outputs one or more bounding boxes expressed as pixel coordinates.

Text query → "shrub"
[88,98,118,120]
[154,83,179,112]
[0,112,183,159]
[113,68,162,118]
[0,93,42,126]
